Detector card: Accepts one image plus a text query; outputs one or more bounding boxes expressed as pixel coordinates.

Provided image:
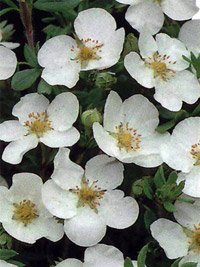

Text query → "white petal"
[56,259,83,267]
[84,244,124,267]
[47,92,79,131]
[40,127,80,148]
[42,180,77,219]
[124,52,155,88]
[0,260,17,267]
[0,46,17,80]
[2,135,38,164]
[0,187,12,222]
[52,148,84,190]
[85,154,124,190]
[0,120,26,141]
[138,31,157,59]
[64,207,106,247]
[174,195,200,230]
[162,0,199,20]
[99,190,139,229]
[115,0,135,4]
[0,42,20,49]
[154,71,200,111]
[179,20,200,54]
[125,2,164,35]
[156,33,190,71]
[12,93,49,124]
[103,91,122,132]
[150,219,189,259]
[177,167,200,197]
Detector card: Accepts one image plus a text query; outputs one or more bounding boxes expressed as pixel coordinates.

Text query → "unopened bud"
[81,108,102,128]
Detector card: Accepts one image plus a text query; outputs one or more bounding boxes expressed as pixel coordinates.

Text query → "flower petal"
[64,207,106,247]
[40,127,80,148]
[138,30,157,59]
[85,154,124,190]
[2,135,38,164]
[0,260,17,267]
[124,52,155,88]
[0,120,26,141]
[56,259,83,267]
[0,46,17,80]
[150,219,189,259]
[47,92,79,131]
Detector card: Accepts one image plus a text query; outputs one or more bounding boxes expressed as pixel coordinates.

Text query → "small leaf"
[137,243,149,267]
[167,171,178,184]
[156,120,176,133]
[37,79,52,94]
[163,201,176,213]
[143,177,153,200]
[0,249,18,260]
[192,104,200,116]
[144,209,156,231]
[34,0,80,12]
[181,263,198,267]
[24,44,38,68]
[11,69,41,91]
[124,257,134,267]
[170,258,181,267]
[153,166,166,189]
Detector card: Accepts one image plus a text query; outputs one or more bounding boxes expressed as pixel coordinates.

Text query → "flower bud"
[95,72,117,90]
[81,108,102,128]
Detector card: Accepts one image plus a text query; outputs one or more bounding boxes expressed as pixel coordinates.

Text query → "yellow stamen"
[190,141,200,166]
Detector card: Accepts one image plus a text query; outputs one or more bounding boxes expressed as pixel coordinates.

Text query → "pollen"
[12,199,38,226]
[70,178,105,213]
[187,225,200,253]
[190,141,200,166]
[114,122,141,152]
[146,52,176,81]
[24,111,53,138]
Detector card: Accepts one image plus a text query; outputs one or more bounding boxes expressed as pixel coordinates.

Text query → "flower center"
[71,37,103,68]
[146,52,176,81]
[190,141,200,166]
[70,178,105,213]
[12,200,38,226]
[185,225,200,253]
[114,122,141,152]
[24,111,53,138]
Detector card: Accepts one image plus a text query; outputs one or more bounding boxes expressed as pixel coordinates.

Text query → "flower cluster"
[0,2,200,267]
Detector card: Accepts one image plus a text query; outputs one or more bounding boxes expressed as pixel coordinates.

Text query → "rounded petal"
[103,91,123,132]
[125,2,164,35]
[115,0,135,4]
[84,244,124,267]
[154,71,200,111]
[0,260,18,267]
[40,127,80,148]
[42,180,77,219]
[0,42,20,49]
[99,191,139,229]
[56,259,83,267]
[64,207,106,247]
[0,46,17,80]
[47,92,79,131]
[179,20,200,54]
[162,0,199,20]
[0,120,26,142]
[85,154,124,190]
[124,52,155,88]
[177,167,200,198]
[150,219,189,259]
[138,30,157,59]
[2,135,38,164]
[12,93,49,124]
[38,217,64,242]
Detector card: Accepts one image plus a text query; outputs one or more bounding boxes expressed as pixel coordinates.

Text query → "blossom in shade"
[0,173,64,244]
[115,0,199,35]
[38,8,125,88]
[150,196,200,266]
[55,244,144,267]
[124,31,200,111]
[161,117,200,197]
[0,92,79,164]
[93,91,169,167]
[42,148,139,247]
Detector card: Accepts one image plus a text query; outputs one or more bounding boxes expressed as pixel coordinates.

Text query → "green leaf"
[0,249,18,260]
[143,177,153,200]
[137,244,149,267]
[181,263,198,267]
[0,0,18,8]
[192,104,200,116]
[24,44,38,68]
[8,260,25,267]
[170,258,181,267]
[34,0,81,12]
[11,69,41,91]
[124,257,134,267]
[153,166,166,189]
[167,171,178,184]
[37,79,52,94]
[163,201,176,213]
[144,209,156,230]
[0,7,17,16]
[156,120,176,133]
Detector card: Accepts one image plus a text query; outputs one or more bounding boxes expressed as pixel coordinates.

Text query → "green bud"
[122,33,138,58]
[81,108,102,128]
[95,72,117,90]
[0,21,15,41]
[132,179,143,197]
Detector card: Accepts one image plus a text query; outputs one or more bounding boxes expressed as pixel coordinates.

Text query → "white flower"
[116,0,199,35]
[0,92,80,164]
[38,8,125,88]
[193,0,200,19]
[42,148,139,247]
[179,20,200,56]
[0,260,17,267]
[93,91,169,167]
[124,31,200,111]
[55,244,144,267]
[0,173,64,244]
[150,197,200,266]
